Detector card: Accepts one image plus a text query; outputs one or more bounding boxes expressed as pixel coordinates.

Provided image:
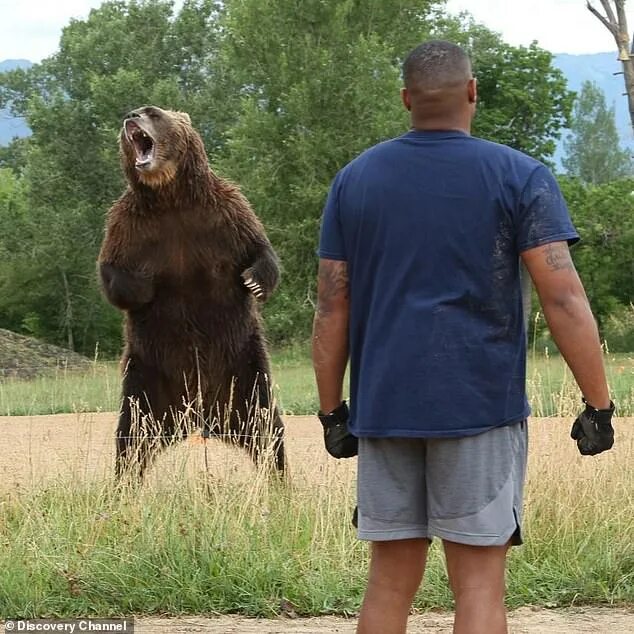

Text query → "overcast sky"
[446,0,632,54]
[0,0,630,62]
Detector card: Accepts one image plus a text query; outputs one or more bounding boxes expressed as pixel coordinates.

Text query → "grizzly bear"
[98,105,285,479]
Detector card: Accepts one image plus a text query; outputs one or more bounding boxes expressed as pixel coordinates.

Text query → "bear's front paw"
[241,268,265,300]
[99,262,154,310]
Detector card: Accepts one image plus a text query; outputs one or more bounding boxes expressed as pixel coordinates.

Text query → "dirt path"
[135,607,634,633]
[1,412,632,490]
[0,412,358,488]
[1,413,632,632]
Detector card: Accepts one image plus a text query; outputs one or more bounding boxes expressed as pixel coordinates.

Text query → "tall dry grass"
[0,407,631,618]
[0,334,632,616]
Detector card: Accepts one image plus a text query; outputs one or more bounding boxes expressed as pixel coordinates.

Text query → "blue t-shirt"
[318,130,579,438]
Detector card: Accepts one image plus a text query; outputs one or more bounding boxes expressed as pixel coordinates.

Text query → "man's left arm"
[312,258,350,413]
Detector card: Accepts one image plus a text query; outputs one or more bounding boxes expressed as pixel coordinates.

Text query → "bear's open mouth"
[125,120,155,168]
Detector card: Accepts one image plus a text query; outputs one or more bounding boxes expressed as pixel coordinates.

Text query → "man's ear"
[401,87,411,112]
[468,77,477,104]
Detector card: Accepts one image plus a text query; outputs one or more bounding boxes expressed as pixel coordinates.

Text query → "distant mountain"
[0,59,32,72]
[0,59,33,146]
[553,52,633,165]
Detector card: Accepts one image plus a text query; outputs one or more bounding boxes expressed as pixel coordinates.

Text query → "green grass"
[1,346,633,417]
[0,362,121,416]
[0,344,632,618]
[527,351,634,416]
[0,423,632,618]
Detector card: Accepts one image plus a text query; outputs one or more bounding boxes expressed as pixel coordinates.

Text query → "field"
[0,350,633,631]
[0,409,633,629]
[1,348,633,417]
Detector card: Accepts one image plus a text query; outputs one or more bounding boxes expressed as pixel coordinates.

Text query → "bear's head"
[120,105,207,189]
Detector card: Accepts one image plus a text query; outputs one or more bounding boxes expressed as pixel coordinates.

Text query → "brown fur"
[98,106,284,478]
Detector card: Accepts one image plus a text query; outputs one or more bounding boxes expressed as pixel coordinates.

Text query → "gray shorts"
[357,420,528,546]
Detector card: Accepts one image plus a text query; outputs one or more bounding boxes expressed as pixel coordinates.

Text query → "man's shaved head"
[403,40,472,91]
[401,40,476,132]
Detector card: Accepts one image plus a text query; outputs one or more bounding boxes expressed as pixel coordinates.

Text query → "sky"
[0,0,631,62]
[445,0,634,55]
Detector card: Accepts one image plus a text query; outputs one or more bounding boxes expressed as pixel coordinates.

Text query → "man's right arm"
[520,240,610,410]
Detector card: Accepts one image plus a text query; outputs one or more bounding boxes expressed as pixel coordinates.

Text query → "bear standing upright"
[98,105,285,479]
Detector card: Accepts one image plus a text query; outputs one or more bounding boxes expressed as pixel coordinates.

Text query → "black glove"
[570,399,615,456]
[318,401,358,458]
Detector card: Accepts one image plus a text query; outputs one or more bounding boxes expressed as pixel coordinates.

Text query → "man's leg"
[356,437,429,634]
[357,537,428,634]
[425,421,528,634]
[443,540,510,634]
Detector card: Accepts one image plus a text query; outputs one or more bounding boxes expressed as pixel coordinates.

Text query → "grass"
[0,419,631,618]
[526,350,634,416]
[0,338,632,618]
[0,345,633,417]
[0,362,121,416]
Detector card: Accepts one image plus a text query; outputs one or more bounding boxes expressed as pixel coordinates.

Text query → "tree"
[220,0,461,341]
[220,2,575,342]
[0,0,577,350]
[587,0,634,132]
[563,81,633,183]
[0,0,227,354]
[471,41,573,162]
[559,177,634,329]
[436,17,575,162]
[528,176,634,350]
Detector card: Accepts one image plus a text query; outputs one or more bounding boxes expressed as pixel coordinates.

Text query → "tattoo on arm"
[317,260,349,312]
[543,242,574,272]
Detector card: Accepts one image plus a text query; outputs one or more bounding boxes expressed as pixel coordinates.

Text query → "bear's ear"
[175,111,192,126]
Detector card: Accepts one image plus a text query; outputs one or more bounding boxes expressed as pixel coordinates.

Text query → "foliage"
[435,17,574,162]
[218,3,575,343]
[471,42,574,163]
[563,80,633,184]
[527,177,634,350]
[560,177,634,327]
[0,0,582,352]
[218,0,431,341]
[602,304,634,353]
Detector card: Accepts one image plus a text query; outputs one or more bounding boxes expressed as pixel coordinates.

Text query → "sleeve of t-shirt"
[515,164,580,253]
[317,171,347,261]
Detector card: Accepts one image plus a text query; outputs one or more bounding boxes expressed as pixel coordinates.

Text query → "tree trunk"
[620,50,634,132]
[587,0,634,132]
[61,270,75,351]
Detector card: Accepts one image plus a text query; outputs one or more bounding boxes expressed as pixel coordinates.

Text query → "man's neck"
[410,117,471,135]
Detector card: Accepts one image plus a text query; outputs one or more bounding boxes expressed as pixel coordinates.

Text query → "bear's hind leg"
[115,356,172,481]
[220,339,286,475]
